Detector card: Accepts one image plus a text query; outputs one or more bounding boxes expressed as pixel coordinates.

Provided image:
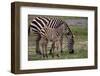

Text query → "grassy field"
[28,25,88,61]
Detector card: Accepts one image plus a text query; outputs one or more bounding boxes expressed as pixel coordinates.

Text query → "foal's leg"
[49,43,53,55]
[45,40,48,58]
[60,36,63,53]
[55,40,60,57]
[51,42,55,58]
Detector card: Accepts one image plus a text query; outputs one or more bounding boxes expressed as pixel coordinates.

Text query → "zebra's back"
[29,16,64,35]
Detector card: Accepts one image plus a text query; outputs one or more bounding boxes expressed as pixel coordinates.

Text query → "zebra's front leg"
[36,34,41,55]
[60,36,63,53]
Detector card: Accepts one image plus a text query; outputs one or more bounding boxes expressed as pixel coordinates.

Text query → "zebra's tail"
[28,26,30,36]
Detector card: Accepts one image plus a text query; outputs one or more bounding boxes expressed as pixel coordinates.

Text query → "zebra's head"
[66,34,74,54]
[64,22,74,54]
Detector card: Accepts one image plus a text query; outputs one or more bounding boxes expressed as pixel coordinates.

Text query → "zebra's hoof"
[49,49,52,55]
[52,55,54,58]
[49,52,52,55]
[69,49,74,54]
[46,54,48,58]
[36,51,42,55]
[57,54,60,57]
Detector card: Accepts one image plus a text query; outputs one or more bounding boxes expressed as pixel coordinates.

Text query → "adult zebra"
[28,16,74,56]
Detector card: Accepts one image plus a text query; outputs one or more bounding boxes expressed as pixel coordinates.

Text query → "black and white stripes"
[29,17,64,35]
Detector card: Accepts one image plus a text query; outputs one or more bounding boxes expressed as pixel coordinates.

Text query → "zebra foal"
[39,27,61,58]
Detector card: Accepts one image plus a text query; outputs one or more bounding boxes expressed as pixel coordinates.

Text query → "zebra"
[28,16,74,57]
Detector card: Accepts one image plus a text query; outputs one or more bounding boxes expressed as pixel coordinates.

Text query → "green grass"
[28,48,87,60]
[28,25,88,61]
[70,25,87,36]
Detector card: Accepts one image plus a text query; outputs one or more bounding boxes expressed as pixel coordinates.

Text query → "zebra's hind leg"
[40,38,48,59]
[41,45,47,59]
[36,34,42,55]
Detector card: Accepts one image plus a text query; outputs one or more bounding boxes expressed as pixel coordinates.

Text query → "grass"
[28,46,87,60]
